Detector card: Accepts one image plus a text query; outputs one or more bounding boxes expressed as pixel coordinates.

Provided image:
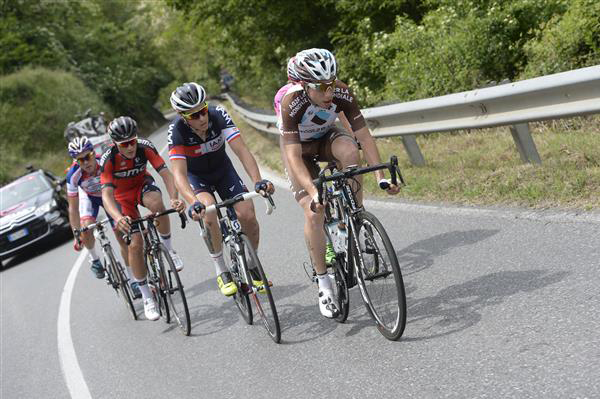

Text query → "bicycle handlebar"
[122,208,187,245]
[74,218,112,244]
[192,191,275,217]
[313,155,405,206]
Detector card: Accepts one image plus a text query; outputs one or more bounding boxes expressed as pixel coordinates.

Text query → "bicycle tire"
[157,244,191,336]
[240,234,281,343]
[325,198,350,322]
[105,247,137,320]
[330,257,350,323]
[225,240,253,325]
[103,251,119,292]
[351,211,406,341]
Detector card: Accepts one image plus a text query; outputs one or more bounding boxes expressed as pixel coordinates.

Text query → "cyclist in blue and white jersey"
[275,48,400,318]
[65,137,138,295]
[168,82,274,297]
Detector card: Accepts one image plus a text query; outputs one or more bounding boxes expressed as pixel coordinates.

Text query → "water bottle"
[326,220,348,254]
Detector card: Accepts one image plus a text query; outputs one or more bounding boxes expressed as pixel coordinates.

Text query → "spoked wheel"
[225,241,253,325]
[351,211,407,341]
[240,235,281,343]
[157,244,191,336]
[330,257,350,323]
[106,248,137,320]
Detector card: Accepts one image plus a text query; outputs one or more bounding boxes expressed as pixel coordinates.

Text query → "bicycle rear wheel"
[330,257,350,323]
[351,211,406,341]
[224,240,253,325]
[105,247,137,320]
[157,244,191,336]
[241,234,281,343]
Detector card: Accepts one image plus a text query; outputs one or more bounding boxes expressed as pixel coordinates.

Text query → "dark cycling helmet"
[108,116,138,142]
[170,82,206,112]
[289,48,337,83]
[67,136,94,158]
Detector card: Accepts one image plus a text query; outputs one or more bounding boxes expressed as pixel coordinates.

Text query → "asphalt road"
[2,118,600,398]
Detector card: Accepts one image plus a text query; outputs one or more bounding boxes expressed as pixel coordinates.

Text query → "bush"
[0,67,111,183]
[522,0,600,77]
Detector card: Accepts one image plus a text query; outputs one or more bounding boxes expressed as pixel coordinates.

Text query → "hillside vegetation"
[1,0,598,209]
[0,67,110,182]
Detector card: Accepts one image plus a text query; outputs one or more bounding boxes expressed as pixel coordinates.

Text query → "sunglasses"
[306,79,336,93]
[76,152,95,163]
[181,103,209,120]
[116,138,137,148]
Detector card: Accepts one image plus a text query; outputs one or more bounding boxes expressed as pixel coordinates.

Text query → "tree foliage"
[0,0,171,118]
[164,0,597,107]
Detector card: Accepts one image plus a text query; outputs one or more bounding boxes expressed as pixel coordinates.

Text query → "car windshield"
[1,174,51,212]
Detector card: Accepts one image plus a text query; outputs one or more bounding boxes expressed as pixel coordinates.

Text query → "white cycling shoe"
[169,250,184,272]
[143,298,160,321]
[318,289,340,319]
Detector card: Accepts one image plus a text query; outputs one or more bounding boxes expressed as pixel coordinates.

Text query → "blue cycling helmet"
[67,136,94,158]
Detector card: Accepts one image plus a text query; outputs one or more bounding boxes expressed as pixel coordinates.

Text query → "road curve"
[2,117,600,398]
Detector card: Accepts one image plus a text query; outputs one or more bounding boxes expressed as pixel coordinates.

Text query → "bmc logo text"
[114,166,145,178]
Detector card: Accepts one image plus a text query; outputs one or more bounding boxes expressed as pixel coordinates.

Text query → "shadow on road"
[403,269,569,342]
[181,281,309,338]
[396,229,500,275]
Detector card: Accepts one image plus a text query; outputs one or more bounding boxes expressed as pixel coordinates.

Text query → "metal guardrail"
[225,65,600,165]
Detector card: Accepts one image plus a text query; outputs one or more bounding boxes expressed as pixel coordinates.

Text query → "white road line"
[58,250,93,399]
[54,126,170,399]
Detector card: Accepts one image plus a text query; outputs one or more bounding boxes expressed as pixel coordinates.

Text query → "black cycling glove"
[187,201,205,218]
[254,179,272,195]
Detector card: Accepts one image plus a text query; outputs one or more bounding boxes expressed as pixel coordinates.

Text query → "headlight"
[45,210,62,223]
[35,200,57,216]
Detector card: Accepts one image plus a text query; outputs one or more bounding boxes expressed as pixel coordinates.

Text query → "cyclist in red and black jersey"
[100,116,185,321]
[168,82,274,297]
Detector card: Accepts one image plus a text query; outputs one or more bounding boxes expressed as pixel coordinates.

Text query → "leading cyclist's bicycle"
[192,191,281,343]
[124,209,191,335]
[75,219,137,320]
[313,156,407,341]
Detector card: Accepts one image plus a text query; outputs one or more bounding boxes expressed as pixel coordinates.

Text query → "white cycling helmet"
[289,48,337,83]
[170,82,206,112]
[67,136,94,158]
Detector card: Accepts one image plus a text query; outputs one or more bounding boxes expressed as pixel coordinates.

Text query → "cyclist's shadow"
[183,281,309,338]
[402,269,569,341]
[395,229,500,275]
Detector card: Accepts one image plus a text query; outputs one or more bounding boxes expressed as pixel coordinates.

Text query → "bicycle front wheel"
[241,234,281,343]
[147,253,169,322]
[105,247,137,320]
[157,244,191,336]
[351,211,406,341]
[224,240,253,325]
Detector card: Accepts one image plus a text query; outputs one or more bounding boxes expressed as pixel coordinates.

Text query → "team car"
[0,168,70,266]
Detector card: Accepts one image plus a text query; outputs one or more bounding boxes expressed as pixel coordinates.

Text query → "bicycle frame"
[75,219,118,285]
[197,191,274,289]
[316,156,404,286]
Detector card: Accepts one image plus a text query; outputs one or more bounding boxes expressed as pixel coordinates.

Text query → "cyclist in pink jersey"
[276,48,400,318]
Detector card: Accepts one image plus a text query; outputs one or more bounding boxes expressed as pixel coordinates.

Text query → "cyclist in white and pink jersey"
[66,137,135,294]
[275,48,400,318]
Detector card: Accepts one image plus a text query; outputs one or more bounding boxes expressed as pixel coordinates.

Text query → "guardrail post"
[509,123,541,164]
[401,135,426,166]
